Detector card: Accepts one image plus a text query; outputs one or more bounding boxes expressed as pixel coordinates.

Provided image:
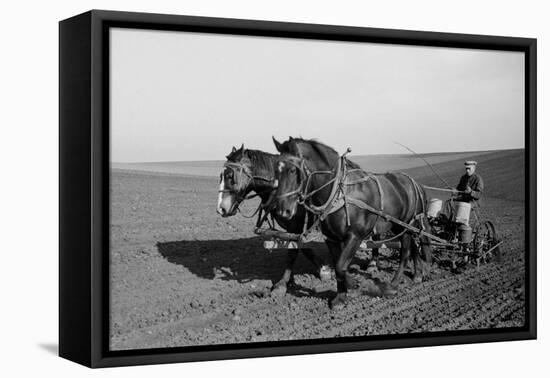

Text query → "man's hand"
[464,186,472,194]
[451,188,459,195]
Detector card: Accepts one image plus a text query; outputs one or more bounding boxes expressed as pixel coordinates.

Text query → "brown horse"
[272,137,432,309]
[216,144,328,295]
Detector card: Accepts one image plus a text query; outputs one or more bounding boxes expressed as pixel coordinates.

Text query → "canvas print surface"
[109,28,525,350]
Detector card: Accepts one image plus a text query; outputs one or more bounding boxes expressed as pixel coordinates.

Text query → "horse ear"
[231,146,237,153]
[273,136,283,152]
[240,143,244,151]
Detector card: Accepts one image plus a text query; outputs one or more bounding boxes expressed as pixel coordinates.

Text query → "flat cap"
[464,160,477,166]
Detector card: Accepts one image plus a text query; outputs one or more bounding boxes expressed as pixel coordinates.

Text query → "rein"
[275,148,394,240]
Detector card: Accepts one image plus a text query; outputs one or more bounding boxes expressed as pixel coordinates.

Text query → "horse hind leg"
[422,217,433,264]
[409,216,433,285]
[418,216,433,278]
[411,237,423,284]
[408,217,433,284]
[386,232,412,296]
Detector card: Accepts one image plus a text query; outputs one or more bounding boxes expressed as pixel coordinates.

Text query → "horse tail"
[417,184,433,265]
[400,172,432,264]
[397,171,426,217]
[417,180,428,215]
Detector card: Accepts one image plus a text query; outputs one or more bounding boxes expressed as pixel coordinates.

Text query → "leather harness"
[275,151,437,244]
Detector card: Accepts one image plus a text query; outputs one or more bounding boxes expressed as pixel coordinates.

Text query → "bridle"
[276,155,343,215]
[218,160,276,215]
[275,158,309,202]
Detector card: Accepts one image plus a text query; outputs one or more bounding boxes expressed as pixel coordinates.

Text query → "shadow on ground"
[157,237,332,284]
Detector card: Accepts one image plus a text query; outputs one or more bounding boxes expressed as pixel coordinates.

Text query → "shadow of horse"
[156,237,332,285]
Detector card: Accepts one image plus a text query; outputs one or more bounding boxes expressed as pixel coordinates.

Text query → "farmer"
[448,160,484,271]
[454,160,484,206]
[449,160,484,227]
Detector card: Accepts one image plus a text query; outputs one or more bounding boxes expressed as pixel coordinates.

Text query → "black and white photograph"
[3,0,546,375]
[109,26,528,350]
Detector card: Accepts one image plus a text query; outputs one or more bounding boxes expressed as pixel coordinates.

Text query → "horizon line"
[112,147,524,165]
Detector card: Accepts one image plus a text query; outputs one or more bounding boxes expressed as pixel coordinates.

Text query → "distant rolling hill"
[112,149,524,203]
[401,149,525,203]
[349,150,496,173]
[111,150,495,177]
[111,160,224,177]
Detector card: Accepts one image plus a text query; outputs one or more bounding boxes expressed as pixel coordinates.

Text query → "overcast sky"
[110,28,524,163]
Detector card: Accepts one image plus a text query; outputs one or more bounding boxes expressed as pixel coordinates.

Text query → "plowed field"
[109,149,525,350]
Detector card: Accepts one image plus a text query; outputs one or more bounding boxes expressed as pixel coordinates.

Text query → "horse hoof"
[319,266,332,282]
[330,294,348,310]
[366,265,379,274]
[271,284,287,297]
[383,284,398,297]
[451,266,466,275]
[365,261,379,274]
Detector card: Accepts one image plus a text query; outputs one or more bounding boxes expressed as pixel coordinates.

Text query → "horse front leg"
[330,234,362,310]
[366,234,380,274]
[271,249,299,297]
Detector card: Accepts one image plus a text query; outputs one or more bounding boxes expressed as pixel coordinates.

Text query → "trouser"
[470,202,481,228]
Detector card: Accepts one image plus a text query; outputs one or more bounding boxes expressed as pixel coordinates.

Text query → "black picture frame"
[59,9,537,368]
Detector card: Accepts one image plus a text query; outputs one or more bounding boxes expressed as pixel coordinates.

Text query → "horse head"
[272,137,339,219]
[216,144,252,217]
[217,144,279,217]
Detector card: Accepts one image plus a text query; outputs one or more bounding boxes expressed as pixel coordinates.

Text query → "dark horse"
[216,144,329,295]
[272,137,432,309]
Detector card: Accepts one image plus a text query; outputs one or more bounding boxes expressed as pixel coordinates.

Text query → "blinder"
[219,161,253,197]
[276,157,310,203]
[218,160,276,213]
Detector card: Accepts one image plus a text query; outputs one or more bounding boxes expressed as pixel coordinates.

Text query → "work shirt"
[456,173,483,205]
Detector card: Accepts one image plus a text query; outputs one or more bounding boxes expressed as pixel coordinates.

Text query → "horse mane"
[226,147,277,175]
[244,149,278,173]
[283,137,361,169]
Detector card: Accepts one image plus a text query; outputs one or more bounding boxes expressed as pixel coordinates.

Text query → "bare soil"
[109,150,526,350]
